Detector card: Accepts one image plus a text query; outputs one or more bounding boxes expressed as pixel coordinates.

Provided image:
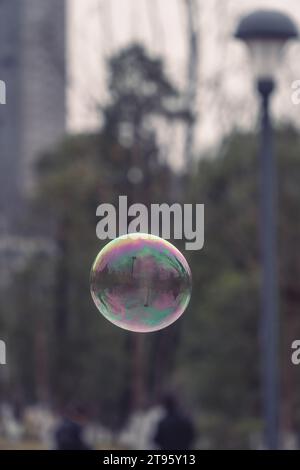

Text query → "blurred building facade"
[0,0,66,232]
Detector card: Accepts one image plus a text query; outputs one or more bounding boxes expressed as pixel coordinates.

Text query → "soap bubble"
[90,233,192,333]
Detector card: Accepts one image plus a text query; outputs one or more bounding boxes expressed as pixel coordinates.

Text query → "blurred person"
[153,394,195,450]
[0,402,24,443]
[53,403,91,450]
[119,405,165,450]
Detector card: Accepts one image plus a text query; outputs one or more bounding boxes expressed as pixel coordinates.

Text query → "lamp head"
[235,10,298,82]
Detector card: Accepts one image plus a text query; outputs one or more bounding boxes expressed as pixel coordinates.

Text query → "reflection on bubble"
[90,233,192,333]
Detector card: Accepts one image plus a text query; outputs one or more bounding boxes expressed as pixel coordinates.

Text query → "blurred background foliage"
[1,44,300,449]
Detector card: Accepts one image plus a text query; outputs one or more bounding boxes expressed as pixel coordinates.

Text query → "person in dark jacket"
[154,394,195,450]
[54,403,90,450]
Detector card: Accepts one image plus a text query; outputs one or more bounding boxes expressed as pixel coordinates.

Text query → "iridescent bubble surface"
[90,233,192,332]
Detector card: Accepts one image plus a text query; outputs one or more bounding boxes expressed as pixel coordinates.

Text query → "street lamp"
[235,10,298,450]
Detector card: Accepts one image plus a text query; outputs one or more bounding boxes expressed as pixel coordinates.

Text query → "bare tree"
[183,0,200,170]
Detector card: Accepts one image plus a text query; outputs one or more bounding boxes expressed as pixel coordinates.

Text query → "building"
[0,0,66,232]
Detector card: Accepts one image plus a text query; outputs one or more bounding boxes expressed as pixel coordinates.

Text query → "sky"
[68,0,300,168]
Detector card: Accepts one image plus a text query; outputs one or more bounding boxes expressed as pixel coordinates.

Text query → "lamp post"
[235,10,298,450]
